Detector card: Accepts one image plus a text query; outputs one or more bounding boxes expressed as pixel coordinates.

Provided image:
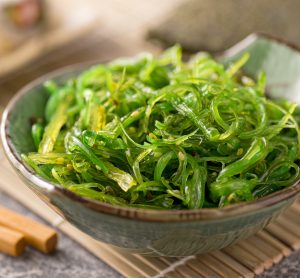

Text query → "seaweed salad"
[23,46,300,209]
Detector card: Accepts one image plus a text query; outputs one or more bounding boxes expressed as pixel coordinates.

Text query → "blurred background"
[0,1,300,276]
[0,0,299,106]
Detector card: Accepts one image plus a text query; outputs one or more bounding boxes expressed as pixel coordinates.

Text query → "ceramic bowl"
[2,33,300,256]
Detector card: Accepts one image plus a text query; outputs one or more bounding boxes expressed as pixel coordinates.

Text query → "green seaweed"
[22,46,300,209]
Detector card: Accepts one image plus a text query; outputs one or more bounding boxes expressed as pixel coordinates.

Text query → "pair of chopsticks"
[0,205,58,256]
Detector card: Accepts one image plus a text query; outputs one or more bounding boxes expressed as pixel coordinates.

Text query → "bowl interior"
[220,33,300,103]
[7,68,84,156]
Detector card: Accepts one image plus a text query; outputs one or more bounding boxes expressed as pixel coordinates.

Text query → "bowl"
[2,33,300,256]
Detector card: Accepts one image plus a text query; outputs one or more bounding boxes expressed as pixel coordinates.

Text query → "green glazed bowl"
[2,33,300,256]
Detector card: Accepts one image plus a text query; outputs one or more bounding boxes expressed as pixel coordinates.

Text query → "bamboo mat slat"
[236,241,273,269]
[186,259,224,278]
[198,254,242,277]
[265,223,300,250]
[246,236,282,264]
[164,272,184,278]
[210,250,254,278]
[1,147,300,277]
[174,264,204,278]
[223,245,265,275]
[256,231,292,257]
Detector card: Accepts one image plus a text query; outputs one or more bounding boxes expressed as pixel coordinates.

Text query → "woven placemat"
[0,146,300,277]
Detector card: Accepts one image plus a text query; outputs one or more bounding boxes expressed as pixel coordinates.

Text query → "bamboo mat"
[1,148,300,277]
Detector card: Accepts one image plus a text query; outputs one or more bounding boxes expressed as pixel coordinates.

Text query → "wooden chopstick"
[0,205,57,254]
[0,225,26,256]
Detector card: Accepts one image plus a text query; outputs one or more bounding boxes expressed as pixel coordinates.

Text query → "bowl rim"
[2,32,300,223]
